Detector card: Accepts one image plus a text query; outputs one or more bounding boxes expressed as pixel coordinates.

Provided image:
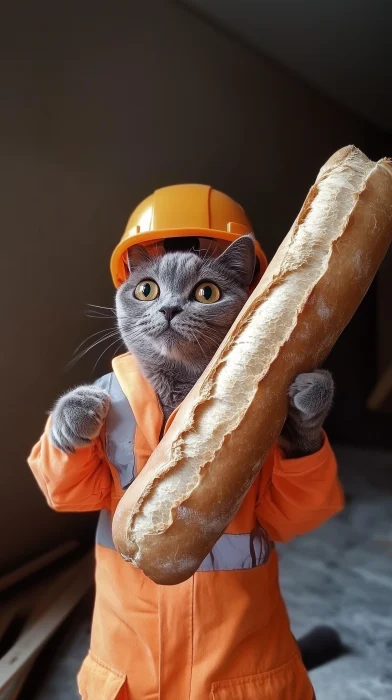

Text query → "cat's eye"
[134,280,159,301]
[194,282,221,304]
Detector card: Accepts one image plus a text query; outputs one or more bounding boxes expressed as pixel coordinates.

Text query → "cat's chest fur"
[138,357,199,421]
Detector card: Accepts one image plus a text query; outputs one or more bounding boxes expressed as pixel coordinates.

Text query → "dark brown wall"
[325,126,392,443]
[368,129,392,401]
[0,0,386,572]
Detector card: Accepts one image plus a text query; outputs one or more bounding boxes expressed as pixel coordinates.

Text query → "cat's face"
[115,235,256,371]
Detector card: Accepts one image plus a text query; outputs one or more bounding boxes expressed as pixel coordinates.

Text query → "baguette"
[112,146,392,585]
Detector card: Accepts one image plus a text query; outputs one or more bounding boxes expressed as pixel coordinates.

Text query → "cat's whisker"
[73,327,118,355]
[121,323,152,339]
[181,323,222,347]
[66,330,121,370]
[73,332,120,360]
[189,330,209,361]
[201,326,225,340]
[86,312,117,319]
[200,334,221,348]
[92,337,125,373]
[198,240,218,262]
[112,340,125,358]
[121,326,153,345]
[152,242,161,257]
[87,303,116,314]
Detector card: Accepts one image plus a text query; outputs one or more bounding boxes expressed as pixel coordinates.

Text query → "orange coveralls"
[28,353,344,699]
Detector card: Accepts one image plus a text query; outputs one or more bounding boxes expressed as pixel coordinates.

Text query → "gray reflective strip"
[96,511,272,571]
[96,508,115,549]
[94,373,136,489]
[198,526,272,571]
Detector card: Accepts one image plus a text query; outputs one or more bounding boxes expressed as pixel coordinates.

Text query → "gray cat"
[50,235,333,459]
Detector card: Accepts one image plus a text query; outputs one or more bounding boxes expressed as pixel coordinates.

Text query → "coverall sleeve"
[27,417,112,512]
[256,432,344,542]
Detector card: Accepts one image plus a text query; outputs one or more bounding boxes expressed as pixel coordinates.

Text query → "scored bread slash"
[112,145,392,585]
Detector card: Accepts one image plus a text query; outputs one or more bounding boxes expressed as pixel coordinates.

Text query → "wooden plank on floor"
[0,551,94,694]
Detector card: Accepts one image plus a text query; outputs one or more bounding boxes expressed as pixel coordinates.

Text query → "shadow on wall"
[0,0,390,572]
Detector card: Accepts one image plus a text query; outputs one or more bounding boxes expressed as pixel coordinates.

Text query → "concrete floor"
[20,444,392,699]
[280,444,392,699]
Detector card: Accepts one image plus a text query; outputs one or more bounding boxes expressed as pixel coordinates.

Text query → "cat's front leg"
[279,369,334,458]
[50,386,110,454]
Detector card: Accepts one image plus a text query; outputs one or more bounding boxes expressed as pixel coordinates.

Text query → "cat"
[50,235,333,458]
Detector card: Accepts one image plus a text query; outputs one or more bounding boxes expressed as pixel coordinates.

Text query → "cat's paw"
[288,369,334,423]
[50,386,110,454]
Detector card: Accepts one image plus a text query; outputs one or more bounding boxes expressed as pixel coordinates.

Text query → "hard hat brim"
[110,228,268,288]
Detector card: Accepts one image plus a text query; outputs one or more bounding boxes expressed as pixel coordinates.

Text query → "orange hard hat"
[110,184,267,288]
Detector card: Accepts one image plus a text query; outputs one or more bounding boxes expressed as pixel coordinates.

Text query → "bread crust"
[112,146,392,585]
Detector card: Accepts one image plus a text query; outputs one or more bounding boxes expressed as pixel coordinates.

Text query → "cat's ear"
[217,234,256,288]
[125,245,153,273]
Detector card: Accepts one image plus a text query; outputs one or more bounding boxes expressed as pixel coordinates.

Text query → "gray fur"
[279,369,334,458]
[50,386,110,454]
[116,236,256,419]
[50,234,334,456]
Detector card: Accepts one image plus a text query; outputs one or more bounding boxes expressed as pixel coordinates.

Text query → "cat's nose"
[159,306,182,322]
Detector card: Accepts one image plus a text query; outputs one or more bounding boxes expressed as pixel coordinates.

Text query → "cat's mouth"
[157,322,178,335]
[153,322,194,351]
[146,323,213,366]
[155,324,183,343]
